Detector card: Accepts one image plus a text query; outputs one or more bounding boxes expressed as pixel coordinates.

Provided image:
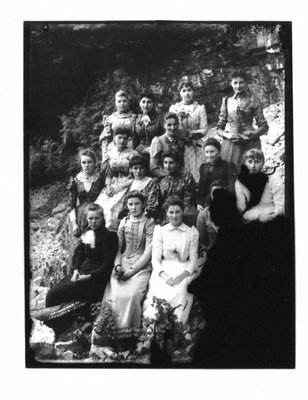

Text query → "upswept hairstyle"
[125,190,146,206]
[79,148,96,164]
[177,78,194,92]
[115,89,129,99]
[163,111,179,124]
[163,195,185,212]
[204,138,221,152]
[139,89,156,103]
[162,151,180,164]
[230,70,248,82]
[129,155,149,171]
[86,203,105,220]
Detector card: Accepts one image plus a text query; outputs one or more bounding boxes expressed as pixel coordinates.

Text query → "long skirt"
[102,256,152,337]
[183,140,205,183]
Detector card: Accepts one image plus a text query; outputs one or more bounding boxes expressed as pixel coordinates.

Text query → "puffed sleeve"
[145,179,160,219]
[99,115,113,141]
[217,97,228,130]
[89,232,119,280]
[66,176,78,222]
[150,136,163,173]
[117,217,126,254]
[266,171,285,216]
[71,240,86,272]
[253,98,269,136]
[145,217,155,247]
[183,173,197,207]
[226,162,238,194]
[151,225,163,275]
[185,226,199,275]
[198,104,208,135]
[196,164,206,206]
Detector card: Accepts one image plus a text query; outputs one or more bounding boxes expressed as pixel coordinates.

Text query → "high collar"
[205,157,223,167]
[165,222,187,232]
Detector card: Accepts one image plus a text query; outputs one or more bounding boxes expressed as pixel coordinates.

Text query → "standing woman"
[133,89,164,155]
[169,78,208,182]
[217,70,269,172]
[99,90,136,163]
[67,149,105,237]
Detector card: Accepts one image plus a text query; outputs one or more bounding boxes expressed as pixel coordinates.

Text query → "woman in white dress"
[169,78,208,181]
[136,196,205,363]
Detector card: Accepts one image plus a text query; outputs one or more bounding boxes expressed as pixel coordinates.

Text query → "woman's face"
[80,155,96,175]
[114,134,129,151]
[139,97,154,114]
[204,145,220,164]
[167,205,183,226]
[245,157,264,174]
[115,95,129,113]
[163,157,178,175]
[127,197,144,217]
[87,211,104,231]
[231,77,246,95]
[164,117,179,137]
[131,164,146,180]
[180,86,194,104]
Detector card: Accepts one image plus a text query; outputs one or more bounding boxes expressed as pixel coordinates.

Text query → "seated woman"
[136,196,205,363]
[149,112,184,178]
[91,191,155,360]
[133,89,164,156]
[99,90,136,163]
[156,151,197,225]
[95,128,138,231]
[119,155,159,219]
[235,148,285,222]
[66,149,105,237]
[46,203,118,309]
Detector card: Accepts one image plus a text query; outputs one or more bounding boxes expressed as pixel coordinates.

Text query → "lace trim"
[76,170,100,184]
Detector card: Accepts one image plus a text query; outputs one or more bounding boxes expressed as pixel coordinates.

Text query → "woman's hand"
[120,268,135,281]
[160,271,174,286]
[76,274,91,283]
[71,269,80,283]
[230,134,241,143]
[197,204,204,212]
[106,184,114,197]
[72,221,80,237]
[173,270,190,286]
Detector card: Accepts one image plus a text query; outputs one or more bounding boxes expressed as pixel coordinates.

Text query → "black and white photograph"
[24,21,295,369]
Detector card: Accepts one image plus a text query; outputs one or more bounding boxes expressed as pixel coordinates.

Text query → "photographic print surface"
[25,21,294,368]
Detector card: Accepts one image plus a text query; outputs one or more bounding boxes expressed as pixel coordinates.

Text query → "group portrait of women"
[39,70,287,365]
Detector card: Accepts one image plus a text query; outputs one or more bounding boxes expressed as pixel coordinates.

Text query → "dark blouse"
[157,172,197,209]
[133,111,164,149]
[67,171,105,212]
[237,165,268,209]
[197,158,237,207]
[71,226,118,283]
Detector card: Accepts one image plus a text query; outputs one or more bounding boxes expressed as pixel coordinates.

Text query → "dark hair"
[162,151,180,164]
[129,155,149,170]
[178,78,194,92]
[86,203,105,220]
[79,148,96,164]
[164,111,179,124]
[204,138,221,152]
[114,127,131,137]
[125,190,146,205]
[139,89,156,103]
[209,189,240,227]
[242,148,265,164]
[230,70,248,82]
[163,195,185,212]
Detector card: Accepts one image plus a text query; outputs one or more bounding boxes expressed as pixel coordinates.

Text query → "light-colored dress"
[100,111,136,162]
[95,144,138,231]
[143,223,199,324]
[101,214,155,338]
[169,101,208,182]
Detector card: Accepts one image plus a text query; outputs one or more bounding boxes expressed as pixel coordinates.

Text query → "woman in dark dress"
[46,203,118,308]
